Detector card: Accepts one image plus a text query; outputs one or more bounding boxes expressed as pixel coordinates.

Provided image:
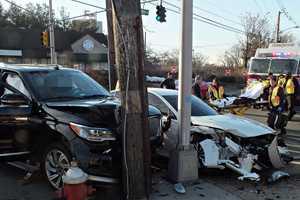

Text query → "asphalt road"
[0,108,299,200]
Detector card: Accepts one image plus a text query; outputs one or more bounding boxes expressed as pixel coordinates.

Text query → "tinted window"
[23,70,110,101]
[249,59,270,73]
[148,93,171,115]
[270,59,298,74]
[162,95,218,116]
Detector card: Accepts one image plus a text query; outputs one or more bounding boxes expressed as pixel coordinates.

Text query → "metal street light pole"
[49,0,57,64]
[168,0,198,183]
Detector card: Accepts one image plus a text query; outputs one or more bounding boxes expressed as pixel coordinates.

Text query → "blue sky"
[2,0,300,63]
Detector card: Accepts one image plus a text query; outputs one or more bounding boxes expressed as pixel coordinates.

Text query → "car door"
[148,93,179,155]
[0,72,32,157]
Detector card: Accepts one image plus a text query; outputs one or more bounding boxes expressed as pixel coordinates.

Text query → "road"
[0,108,299,200]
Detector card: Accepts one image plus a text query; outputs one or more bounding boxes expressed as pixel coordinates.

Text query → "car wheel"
[42,143,71,189]
[194,143,205,168]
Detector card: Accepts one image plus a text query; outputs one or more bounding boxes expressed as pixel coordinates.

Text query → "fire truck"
[247,43,300,103]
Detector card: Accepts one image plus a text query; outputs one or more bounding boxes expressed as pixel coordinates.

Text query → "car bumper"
[69,137,121,183]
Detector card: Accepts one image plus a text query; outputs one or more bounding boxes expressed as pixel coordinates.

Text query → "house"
[0,28,108,71]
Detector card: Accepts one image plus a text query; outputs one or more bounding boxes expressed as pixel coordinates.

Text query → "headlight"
[69,123,116,142]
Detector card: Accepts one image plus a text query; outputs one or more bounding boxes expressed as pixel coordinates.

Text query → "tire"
[41,143,71,189]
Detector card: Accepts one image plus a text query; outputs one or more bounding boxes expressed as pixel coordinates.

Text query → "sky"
[2,0,300,63]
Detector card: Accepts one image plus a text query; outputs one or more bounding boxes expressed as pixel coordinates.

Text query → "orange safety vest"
[285,78,295,95]
[271,86,281,107]
[209,85,224,100]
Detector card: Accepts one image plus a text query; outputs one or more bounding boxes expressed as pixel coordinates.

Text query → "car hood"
[43,97,121,128]
[191,114,275,138]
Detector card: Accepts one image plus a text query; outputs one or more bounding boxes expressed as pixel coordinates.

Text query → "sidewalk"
[150,178,241,200]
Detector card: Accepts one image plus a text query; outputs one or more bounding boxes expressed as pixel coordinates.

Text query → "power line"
[253,0,264,13]
[159,1,243,34]
[151,2,242,34]
[3,0,33,14]
[69,0,106,10]
[276,0,298,26]
[196,0,240,19]
[163,1,242,27]
[193,5,243,27]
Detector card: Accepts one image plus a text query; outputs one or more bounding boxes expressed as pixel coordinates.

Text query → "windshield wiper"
[79,94,110,99]
[43,96,79,101]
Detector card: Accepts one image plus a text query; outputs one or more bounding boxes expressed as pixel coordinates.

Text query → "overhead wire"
[155,1,243,34]
[275,0,298,26]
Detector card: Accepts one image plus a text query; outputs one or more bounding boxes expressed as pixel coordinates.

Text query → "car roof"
[0,63,77,73]
[148,87,178,96]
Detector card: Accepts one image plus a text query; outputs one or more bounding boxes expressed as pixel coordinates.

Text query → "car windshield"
[270,59,298,74]
[162,95,218,116]
[23,69,110,101]
[249,59,270,73]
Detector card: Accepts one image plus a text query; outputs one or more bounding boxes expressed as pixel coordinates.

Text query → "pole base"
[167,146,198,183]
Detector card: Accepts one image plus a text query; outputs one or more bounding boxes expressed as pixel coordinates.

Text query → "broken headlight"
[69,122,116,142]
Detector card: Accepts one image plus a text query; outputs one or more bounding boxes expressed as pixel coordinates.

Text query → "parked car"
[0,63,162,189]
[147,88,292,181]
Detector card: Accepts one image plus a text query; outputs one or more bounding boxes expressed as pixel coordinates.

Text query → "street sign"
[141,9,149,16]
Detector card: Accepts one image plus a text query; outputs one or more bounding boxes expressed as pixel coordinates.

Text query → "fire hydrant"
[57,161,95,200]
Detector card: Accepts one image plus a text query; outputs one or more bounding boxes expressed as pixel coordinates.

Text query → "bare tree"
[240,13,271,67]
[220,44,242,68]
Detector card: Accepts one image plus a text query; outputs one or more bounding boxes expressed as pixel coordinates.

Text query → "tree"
[240,13,271,67]
[279,33,296,43]
[0,2,9,27]
[57,7,72,31]
[192,52,207,71]
[220,44,242,68]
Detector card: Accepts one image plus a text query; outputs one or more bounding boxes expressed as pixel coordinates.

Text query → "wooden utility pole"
[276,11,282,43]
[111,0,151,199]
[106,0,117,90]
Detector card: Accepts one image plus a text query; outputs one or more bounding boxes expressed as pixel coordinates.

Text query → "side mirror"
[1,93,28,106]
[162,115,172,132]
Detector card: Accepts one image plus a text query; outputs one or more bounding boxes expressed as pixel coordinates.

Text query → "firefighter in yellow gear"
[207,76,225,101]
[285,72,296,120]
[270,78,285,112]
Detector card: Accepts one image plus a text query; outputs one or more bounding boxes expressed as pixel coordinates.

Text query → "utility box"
[167,147,198,182]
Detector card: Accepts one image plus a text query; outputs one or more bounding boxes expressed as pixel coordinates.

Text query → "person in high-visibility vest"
[285,72,296,120]
[207,76,225,101]
[270,77,285,112]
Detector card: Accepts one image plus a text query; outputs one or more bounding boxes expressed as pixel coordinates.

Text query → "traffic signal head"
[40,31,49,48]
[156,5,166,23]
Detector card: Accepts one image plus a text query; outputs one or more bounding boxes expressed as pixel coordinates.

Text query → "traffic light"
[156,5,166,23]
[40,31,49,48]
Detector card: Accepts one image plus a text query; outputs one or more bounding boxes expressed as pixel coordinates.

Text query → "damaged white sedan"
[148,88,292,181]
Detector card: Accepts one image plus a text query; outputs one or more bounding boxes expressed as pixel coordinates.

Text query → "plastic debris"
[267,171,290,183]
[174,183,186,194]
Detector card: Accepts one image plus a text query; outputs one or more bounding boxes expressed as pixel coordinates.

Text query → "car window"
[162,95,218,116]
[3,73,30,98]
[148,93,171,115]
[23,70,110,101]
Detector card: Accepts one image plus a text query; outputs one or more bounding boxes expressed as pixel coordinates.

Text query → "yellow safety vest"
[209,86,224,100]
[285,78,295,95]
[271,86,281,107]
[262,79,270,88]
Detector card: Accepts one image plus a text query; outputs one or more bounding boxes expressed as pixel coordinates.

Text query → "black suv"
[0,63,161,189]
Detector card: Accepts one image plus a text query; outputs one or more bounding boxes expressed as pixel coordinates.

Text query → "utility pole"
[168,0,198,183]
[111,0,151,199]
[244,33,249,69]
[276,11,281,43]
[106,0,117,90]
[49,0,57,64]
